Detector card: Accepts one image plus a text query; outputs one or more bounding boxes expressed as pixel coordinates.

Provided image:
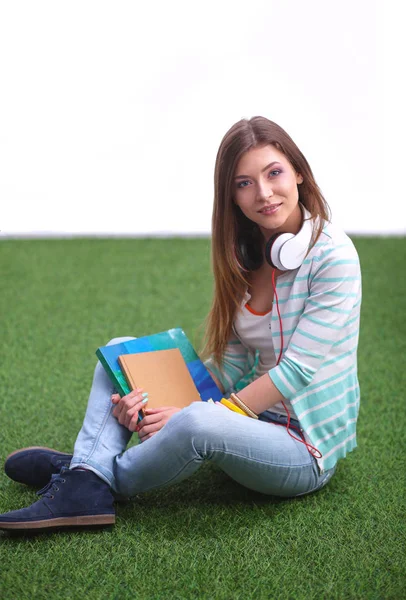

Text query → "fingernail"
[142,398,148,404]
[142,392,148,398]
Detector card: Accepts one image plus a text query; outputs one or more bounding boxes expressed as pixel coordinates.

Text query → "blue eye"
[236,170,281,189]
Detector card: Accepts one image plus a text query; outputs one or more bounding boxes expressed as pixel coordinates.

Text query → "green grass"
[0,236,405,600]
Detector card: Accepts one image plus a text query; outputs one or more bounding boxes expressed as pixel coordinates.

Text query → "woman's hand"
[111,389,148,431]
[135,406,181,442]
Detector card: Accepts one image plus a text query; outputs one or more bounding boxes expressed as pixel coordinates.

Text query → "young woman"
[0,117,362,531]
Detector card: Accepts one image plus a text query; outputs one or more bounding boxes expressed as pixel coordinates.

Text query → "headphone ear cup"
[238,236,263,271]
[266,232,296,270]
[265,233,281,268]
[264,203,315,271]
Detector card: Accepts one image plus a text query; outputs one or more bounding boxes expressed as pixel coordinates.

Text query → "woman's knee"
[168,402,222,439]
[95,337,136,377]
[106,336,136,346]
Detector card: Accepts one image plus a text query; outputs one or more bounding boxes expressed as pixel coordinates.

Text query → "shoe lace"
[51,455,70,468]
[36,468,67,498]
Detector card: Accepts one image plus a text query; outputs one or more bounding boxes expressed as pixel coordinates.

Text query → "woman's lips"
[259,203,281,215]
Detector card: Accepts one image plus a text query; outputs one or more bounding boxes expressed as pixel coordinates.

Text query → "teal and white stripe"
[205,219,362,472]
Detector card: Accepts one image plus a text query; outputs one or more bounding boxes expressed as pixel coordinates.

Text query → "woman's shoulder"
[309,219,360,265]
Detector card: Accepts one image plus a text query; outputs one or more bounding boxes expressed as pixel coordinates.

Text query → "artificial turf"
[0,236,405,599]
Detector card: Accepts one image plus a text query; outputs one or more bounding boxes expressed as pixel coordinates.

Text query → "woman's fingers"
[135,407,181,440]
[136,406,180,435]
[138,419,162,441]
[117,399,146,425]
[138,430,156,443]
[111,388,143,405]
[113,389,148,425]
[143,406,171,415]
[136,413,163,435]
[124,405,140,429]
[128,415,138,432]
[138,422,160,436]
[128,407,167,433]
[139,411,164,426]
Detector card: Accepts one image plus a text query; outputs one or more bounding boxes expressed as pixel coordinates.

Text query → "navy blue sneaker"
[4,447,73,488]
[0,467,115,531]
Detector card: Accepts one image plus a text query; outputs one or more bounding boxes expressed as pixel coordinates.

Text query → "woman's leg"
[0,336,134,530]
[113,402,335,498]
[71,337,334,498]
[72,354,334,499]
[0,338,335,530]
[70,336,137,485]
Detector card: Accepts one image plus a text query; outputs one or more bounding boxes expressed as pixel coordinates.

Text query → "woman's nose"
[257,182,274,201]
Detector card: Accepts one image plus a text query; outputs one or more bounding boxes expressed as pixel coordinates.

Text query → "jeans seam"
[124,456,201,496]
[82,391,115,464]
[206,447,313,469]
[127,450,314,497]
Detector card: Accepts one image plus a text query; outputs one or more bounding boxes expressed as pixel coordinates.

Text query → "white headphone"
[265,202,316,271]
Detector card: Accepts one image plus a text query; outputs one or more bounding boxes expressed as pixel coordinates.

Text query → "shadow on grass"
[0,462,337,542]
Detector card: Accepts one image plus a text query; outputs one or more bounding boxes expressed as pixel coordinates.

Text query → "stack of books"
[96,328,222,413]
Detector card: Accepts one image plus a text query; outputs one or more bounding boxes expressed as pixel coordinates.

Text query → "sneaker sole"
[5,447,72,461]
[0,514,116,530]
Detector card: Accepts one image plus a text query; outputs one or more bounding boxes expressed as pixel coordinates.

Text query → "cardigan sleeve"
[204,331,251,394]
[268,244,361,399]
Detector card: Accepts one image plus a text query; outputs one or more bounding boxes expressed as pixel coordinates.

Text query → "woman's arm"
[234,247,361,414]
[203,331,251,394]
[236,371,286,413]
[206,370,225,394]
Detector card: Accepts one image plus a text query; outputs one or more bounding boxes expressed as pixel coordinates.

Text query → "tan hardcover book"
[118,349,201,414]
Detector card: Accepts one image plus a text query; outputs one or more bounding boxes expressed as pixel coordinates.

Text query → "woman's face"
[233,144,304,238]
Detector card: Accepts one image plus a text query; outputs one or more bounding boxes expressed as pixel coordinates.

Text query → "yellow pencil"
[220,398,249,417]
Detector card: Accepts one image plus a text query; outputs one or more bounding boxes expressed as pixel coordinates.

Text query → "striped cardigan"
[205,219,362,472]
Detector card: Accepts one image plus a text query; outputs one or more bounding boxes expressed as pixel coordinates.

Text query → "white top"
[233,291,297,419]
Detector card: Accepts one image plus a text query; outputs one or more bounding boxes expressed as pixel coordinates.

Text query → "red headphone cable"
[271,269,322,459]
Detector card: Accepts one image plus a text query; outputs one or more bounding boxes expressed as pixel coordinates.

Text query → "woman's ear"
[296,173,304,185]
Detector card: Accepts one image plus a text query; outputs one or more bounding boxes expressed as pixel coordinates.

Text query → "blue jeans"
[71,337,336,498]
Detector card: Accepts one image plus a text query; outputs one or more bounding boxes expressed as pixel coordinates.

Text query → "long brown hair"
[200,116,331,366]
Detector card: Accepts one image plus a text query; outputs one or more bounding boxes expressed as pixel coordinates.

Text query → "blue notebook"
[96,328,222,402]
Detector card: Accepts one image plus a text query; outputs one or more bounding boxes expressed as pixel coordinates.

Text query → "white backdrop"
[0,1,403,237]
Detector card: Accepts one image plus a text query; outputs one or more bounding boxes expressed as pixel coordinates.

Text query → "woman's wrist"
[229,393,259,419]
[235,373,287,415]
